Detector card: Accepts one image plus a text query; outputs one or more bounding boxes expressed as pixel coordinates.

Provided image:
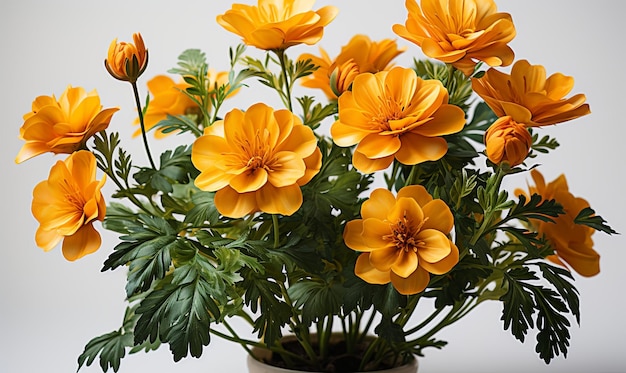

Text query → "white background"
[1,1,624,372]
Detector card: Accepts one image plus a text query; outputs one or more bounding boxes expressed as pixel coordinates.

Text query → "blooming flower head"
[191,102,321,218]
[216,0,338,51]
[344,185,459,295]
[516,169,599,277]
[393,0,516,76]
[299,35,406,99]
[105,32,148,82]
[472,60,591,127]
[16,86,119,163]
[31,150,106,261]
[331,66,465,173]
[484,116,532,167]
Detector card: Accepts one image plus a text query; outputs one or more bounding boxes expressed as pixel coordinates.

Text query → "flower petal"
[62,223,101,261]
[355,253,391,285]
[390,266,430,295]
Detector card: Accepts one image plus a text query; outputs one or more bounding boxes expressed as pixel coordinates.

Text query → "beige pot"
[247,345,418,373]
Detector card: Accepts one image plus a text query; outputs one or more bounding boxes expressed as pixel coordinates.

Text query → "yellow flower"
[472,60,591,127]
[331,66,465,173]
[105,32,148,83]
[300,35,406,99]
[216,0,338,51]
[392,0,516,76]
[344,185,459,295]
[15,86,119,163]
[31,150,106,261]
[516,169,599,277]
[484,116,532,167]
[191,103,321,218]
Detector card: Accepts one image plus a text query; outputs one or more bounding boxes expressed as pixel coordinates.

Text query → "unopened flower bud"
[105,33,148,83]
[484,116,532,167]
[329,59,359,97]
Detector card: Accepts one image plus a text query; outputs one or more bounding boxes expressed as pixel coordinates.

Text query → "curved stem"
[131,82,157,169]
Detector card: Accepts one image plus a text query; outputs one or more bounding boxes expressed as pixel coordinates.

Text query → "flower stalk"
[131,82,157,169]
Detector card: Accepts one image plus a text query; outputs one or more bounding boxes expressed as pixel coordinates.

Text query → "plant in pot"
[15,0,616,372]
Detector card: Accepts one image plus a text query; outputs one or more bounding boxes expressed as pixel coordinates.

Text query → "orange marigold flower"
[344,185,459,295]
[472,60,591,127]
[16,86,119,163]
[216,0,338,51]
[331,66,465,173]
[516,169,599,277]
[300,35,406,99]
[191,103,321,218]
[105,32,148,83]
[393,0,516,76]
[484,116,532,167]
[31,150,106,261]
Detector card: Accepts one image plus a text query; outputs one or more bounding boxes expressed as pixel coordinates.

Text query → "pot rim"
[246,349,419,373]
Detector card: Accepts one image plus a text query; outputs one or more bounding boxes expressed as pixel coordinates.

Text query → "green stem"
[404,306,445,336]
[469,167,507,246]
[396,293,421,327]
[272,214,280,249]
[275,49,293,111]
[131,82,157,169]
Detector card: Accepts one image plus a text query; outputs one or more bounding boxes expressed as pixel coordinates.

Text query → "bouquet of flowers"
[15,0,616,372]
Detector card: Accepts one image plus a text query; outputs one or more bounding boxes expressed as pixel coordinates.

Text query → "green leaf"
[532,286,571,363]
[288,279,342,325]
[154,114,203,137]
[168,49,207,76]
[574,207,618,235]
[500,267,537,343]
[538,262,580,323]
[505,194,564,224]
[102,215,177,296]
[134,254,223,361]
[372,284,406,319]
[374,317,405,343]
[77,329,132,372]
[241,268,292,345]
[184,190,220,227]
[529,130,560,157]
[77,305,140,372]
[500,263,578,364]
[133,145,196,194]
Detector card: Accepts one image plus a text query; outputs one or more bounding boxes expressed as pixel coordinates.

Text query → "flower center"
[384,213,428,253]
[237,128,273,174]
[61,180,86,213]
[372,96,405,131]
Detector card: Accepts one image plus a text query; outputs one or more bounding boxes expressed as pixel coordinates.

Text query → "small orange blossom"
[15,86,119,163]
[393,0,516,76]
[516,169,599,277]
[331,66,465,173]
[191,102,321,218]
[472,59,591,127]
[216,0,338,51]
[299,35,406,99]
[31,150,106,261]
[344,185,459,295]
